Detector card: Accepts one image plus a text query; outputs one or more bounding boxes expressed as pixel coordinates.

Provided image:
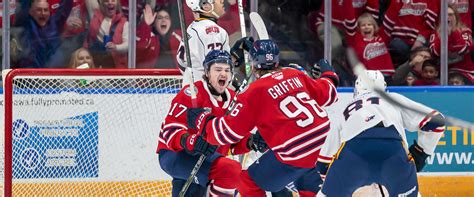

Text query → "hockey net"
[2,69,182,196]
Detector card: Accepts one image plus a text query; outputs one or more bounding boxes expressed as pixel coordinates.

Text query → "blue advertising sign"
[396,88,474,173]
[13,112,99,179]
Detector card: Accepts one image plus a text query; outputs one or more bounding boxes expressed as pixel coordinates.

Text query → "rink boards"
[0,86,473,195]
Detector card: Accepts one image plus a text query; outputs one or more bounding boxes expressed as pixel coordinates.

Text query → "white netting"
[3,73,182,196]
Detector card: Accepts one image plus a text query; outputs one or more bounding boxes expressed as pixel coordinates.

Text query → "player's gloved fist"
[180,133,217,156]
[187,108,212,130]
[311,59,335,79]
[311,59,339,86]
[409,140,430,172]
[247,131,268,153]
[231,36,254,67]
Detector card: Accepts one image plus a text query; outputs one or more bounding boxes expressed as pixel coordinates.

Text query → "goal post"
[2,68,182,196]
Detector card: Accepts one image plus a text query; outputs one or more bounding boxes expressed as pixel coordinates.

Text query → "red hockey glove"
[187,108,213,131]
[180,133,217,156]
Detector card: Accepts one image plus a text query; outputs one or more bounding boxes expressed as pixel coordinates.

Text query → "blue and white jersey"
[177,18,230,86]
[319,92,445,163]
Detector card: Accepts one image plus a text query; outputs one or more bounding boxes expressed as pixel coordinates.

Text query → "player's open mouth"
[363,30,372,36]
[161,24,167,29]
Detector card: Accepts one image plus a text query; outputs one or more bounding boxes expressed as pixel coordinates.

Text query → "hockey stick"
[346,47,474,129]
[249,12,269,39]
[237,0,251,77]
[224,11,271,116]
[177,0,200,196]
[177,0,198,107]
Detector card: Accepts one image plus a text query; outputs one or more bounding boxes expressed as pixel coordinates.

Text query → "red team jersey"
[315,0,379,36]
[430,28,474,73]
[157,81,249,155]
[348,33,395,76]
[450,0,474,28]
[202,68,338,168]
[383,0,439,45]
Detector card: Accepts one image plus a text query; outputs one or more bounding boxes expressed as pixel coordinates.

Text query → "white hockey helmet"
[186,0,215,12]
[354,70,386,97]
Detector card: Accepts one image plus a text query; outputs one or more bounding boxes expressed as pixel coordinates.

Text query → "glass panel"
[10,0,129,69]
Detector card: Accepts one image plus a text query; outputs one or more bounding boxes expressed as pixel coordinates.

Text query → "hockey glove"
[230,36,254,67]
[180,133,217,156]
[311,59,335,78]
[247,131,269,153]
[311,59,339,86]
[316,161,330,181]
[187,108,212,130]
[409,140,430,172]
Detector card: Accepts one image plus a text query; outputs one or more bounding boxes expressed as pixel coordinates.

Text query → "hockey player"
[316,70,446,196]
[187,39,339,197]
[157,50,249,197]
[177,0,231,86]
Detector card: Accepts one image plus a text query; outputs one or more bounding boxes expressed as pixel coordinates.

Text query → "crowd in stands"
[1,0,242,70]
[0,0,473,86]
[308,0,474,86]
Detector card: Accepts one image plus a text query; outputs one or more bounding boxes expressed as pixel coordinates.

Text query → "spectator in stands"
[413,59,439,86]
[13,0,73,68]
[405,72,416,86]
[429,5,474,81]
[152,6,182,69]
[449,0,473,28]
[69,47,96,68]
[347,13,394,82]
[391,46,432,86]
[383,0,439,65]
[135,3,160,68]
[47,0,90,68]
[84,0,128,68]
[119,0,146,20]
[449,72,473,85]
[0,0,17,28]
[313,0,379,38]
[216,0,241,38]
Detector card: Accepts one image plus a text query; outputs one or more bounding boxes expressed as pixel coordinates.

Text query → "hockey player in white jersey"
[178,0,230,86]
[316,70,446,197]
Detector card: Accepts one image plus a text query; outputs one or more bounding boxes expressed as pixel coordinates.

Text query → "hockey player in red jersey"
[157,50,250,197]
[187,39,339,196]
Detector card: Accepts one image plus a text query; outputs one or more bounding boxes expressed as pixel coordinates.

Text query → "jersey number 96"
[280,92,327,127]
